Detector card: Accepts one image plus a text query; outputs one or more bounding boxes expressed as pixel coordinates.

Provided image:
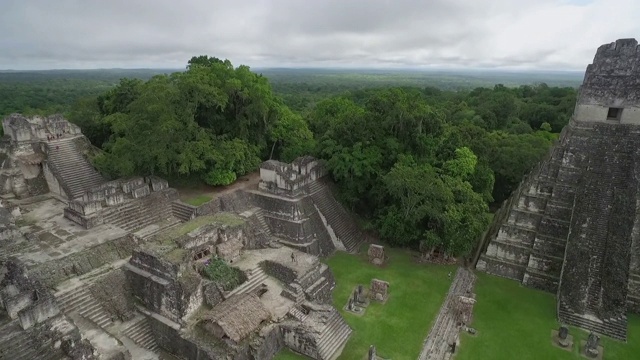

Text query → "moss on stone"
[157,213,245,243]
[164,248,187,264]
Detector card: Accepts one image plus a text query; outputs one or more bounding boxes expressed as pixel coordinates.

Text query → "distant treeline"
[0,64,577,257]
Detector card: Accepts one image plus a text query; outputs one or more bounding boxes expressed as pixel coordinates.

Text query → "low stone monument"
[551,325,573,351]
[368,345,376,360]
[557,326,571,348]
[368,244,386,265]
[345,284,369,315]
[581,332,602,359]
[370,279,389,303]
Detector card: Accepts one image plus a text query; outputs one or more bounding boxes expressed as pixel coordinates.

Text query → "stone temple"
[477,39,640,341]
[0,114,366,359]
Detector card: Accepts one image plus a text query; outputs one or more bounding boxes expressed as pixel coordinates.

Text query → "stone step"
[318,312,351,360]
[227,268,268,297]
[558,307,627,341]
[122,316,159,352]
[46,139,104,199]
[289,307,308,322]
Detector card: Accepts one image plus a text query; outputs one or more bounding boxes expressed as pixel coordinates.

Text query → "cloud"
[0,0,638,70]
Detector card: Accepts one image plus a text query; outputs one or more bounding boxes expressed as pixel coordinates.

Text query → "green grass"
[275,248,456,360]
[184,195,212,206]
[456,273,640,360]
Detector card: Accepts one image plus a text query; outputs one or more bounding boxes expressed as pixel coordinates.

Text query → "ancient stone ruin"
[369,279,389,303]
[368,244,386,266]
[553,325,572,350]
[582,332,603,359]
[476,38,640,340]
[1,114,103,200]
[0,116,365,359]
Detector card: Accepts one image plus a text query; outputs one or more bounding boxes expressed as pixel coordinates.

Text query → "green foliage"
[202,258,245,291]
[203,169,236,186]
[81,58,309,183]
[184,195,212,206]
[310,84,567,256]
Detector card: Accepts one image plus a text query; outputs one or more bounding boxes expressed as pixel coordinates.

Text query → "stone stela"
[345,284,370,315]
[370,279,390,303]
[581,333,603,360]
[551,325,573,352]
[368,244,386,266]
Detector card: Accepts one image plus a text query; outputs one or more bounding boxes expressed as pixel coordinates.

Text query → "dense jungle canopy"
[1,58,577,257]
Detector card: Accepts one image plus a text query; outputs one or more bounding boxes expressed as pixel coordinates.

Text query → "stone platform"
[6,196,127,267]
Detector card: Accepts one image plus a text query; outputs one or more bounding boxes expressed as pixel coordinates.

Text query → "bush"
[201,257,246,291]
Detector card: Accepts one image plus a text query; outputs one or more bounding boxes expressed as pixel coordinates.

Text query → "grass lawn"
[456,273,640,360]
[184,194,212,206]
[275,248,456,360]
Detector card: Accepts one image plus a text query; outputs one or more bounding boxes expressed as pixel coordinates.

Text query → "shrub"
[202,257,246,291]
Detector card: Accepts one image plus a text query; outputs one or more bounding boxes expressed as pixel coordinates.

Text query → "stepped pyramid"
[476,39,640,340]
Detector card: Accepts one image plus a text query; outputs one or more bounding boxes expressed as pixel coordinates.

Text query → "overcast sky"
[1,0,638,71]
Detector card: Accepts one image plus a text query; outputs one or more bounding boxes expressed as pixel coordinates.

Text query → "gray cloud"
[0,0,638,70]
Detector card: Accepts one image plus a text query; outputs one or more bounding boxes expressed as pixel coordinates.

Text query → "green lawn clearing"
[275,248,456,359]
[184,194,212,206]
[456,273,640,360]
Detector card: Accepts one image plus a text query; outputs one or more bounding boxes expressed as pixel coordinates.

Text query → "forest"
[1,59,577,258]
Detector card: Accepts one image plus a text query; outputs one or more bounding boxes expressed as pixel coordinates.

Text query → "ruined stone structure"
[250,157,366,255]
[477,39,640,340]
[1,114,104,200]
[418,268,476,360]
[0,120,360,359]
[64,176,178,233]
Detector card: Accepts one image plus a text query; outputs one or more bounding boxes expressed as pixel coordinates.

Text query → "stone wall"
[195,191,251,217]
[261,260,298,285]
[90,269,136,321]
[148,313,284,360]
[30,234,138,287]
[281,321,319,359]
[259,156,327,197]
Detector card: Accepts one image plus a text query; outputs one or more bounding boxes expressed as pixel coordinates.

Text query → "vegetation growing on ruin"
[184,195,212,206]
[157,213,244,244]
[202,258,245,291]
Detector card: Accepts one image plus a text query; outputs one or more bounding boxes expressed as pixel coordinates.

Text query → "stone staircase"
[317,310,352,360]
[288,306,309,322]
[121,315,159,352]
[102,195,173,232]
[310,186,365,253]
[305,180,325,195]
[227,267,268,297]
[558,301,627,341]
[56,286,112,329]
[282,283,306,304]
[46,137,104,199]
[0,320,63,360]
[171,201,196,222]
[254,209,271,236]
[557,147,631,341]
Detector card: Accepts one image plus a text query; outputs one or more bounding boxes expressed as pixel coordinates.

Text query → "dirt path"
[175,171,260,202]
